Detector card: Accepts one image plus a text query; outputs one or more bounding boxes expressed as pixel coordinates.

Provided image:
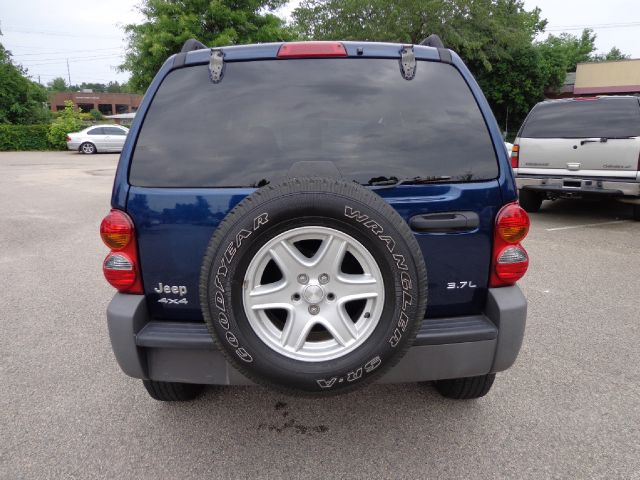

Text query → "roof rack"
[420,34,444,49]
[180,38,208,53]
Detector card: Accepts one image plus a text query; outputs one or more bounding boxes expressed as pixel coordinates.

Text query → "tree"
[536,29,596,73]
[0,41,50,124]
[47,100,82,149]
[535,29,629,98]
[592,46,630,63]
[293,0,548,129]
[106,81,123,93]
[47,77,70,92]
[120,0,297,92]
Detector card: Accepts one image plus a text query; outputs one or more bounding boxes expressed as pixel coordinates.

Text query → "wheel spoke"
[313,234,347,274]
[336,273,380,301]
[269,240,311,279]
[246,281,291,311]
[281,315,314,351]
[322,307,358,346]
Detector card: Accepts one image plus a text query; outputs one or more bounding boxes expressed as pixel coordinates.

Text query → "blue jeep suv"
[102,38,529,401]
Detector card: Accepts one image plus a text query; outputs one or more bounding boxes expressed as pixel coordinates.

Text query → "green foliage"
[89,108,104,121]
[536,29,595,73]
[592,46,630,63]
[120,0,297,92]
[0,42,51,125]
[0,124,51,151]
[47,101,83,149]
[47,77,71,92]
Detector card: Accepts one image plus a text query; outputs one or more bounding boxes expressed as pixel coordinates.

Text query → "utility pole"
[66,58,71,86]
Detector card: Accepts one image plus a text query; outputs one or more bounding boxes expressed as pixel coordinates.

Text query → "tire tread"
[434,374,495,400]
[142,380,204,401]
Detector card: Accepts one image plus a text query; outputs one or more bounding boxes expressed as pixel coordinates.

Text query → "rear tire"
[142,380,204,401]
[632,205,640,221]
[518,189,542,213]
[80,142,96,154]
[434,374,495,399]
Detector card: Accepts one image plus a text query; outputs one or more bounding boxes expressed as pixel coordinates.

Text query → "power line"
[12,47,123,57]
[3,27,121,39]
[21,54,124,67]
[546,21,640,31]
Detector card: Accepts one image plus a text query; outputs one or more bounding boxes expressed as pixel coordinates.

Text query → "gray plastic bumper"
[106,286,527,384]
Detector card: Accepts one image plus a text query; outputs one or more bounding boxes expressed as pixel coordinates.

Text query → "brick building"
[49,91,143,116]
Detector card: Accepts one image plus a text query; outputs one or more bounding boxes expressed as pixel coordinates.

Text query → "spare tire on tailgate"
[199,178,427,395]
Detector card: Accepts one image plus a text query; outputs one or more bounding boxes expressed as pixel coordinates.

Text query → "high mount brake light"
[100,209,143,293]
[510,144,519,169]
[490,203,530,287]
[277,42,348,59]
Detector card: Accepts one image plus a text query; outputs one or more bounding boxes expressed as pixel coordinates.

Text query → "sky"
[1,0,639,87]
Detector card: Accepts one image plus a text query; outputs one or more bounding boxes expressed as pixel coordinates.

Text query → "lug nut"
[297,274,309,284]
[318,273,330,284]
[292,293,301,301]
[308,305,320,315]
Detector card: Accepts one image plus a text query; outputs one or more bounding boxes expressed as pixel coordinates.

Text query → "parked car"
[66,124,129,154]
[101,38,529,401]
[505,142,513,157]
[512,96,640,219]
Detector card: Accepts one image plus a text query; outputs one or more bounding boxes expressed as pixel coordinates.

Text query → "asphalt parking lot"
[1,151,639,479]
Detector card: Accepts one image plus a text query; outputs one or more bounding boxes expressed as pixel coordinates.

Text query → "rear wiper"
[366,175,452,189]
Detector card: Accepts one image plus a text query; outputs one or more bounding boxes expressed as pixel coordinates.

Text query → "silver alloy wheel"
[81,143,95,154]
[243,226,385,362]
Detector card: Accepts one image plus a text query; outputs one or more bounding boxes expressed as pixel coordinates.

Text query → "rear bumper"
[517,176,640,200]
[106,286,527,385]
[66,141,80,151]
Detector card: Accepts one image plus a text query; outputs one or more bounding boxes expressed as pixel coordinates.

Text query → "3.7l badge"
[447,281,477,290]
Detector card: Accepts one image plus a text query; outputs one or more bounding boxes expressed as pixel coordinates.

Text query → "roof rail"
[420,34,444,49]
[180,39,208,53]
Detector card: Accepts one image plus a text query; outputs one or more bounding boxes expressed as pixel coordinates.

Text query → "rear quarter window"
[130,58,499,187]
[520,97,640,139]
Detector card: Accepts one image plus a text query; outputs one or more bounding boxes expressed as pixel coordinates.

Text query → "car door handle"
[580,137,606,145]
[409,212,480,233]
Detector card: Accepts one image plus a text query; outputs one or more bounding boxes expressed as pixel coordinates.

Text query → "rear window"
[520,98,640,139]
[130,58,498,187]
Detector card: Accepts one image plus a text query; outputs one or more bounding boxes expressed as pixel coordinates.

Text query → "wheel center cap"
[302,284,324,304]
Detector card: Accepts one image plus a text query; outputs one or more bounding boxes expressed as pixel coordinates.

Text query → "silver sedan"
[66,125,129,154]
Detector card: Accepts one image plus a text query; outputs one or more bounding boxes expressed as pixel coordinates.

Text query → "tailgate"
[518,137,640,178]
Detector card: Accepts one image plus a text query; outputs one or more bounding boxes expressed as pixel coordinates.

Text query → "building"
[49,91,143,115]
[547,58,640,99]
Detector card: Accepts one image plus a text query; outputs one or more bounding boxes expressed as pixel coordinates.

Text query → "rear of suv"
[512,96,640,219]
[102,39,529,401]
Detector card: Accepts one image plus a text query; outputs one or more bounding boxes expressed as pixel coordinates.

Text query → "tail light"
[510,144,519,169]
[100,209,143,293]
[66,135,71,142]
[277,42,347,58]
[490,203,530,287]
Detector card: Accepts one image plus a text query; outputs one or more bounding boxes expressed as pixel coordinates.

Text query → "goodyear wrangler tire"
[199,178,427,395]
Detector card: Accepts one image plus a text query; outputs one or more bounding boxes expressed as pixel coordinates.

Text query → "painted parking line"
[545,220,629,232]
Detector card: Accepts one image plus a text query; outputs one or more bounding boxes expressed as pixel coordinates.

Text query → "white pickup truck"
[512,96,640,220]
